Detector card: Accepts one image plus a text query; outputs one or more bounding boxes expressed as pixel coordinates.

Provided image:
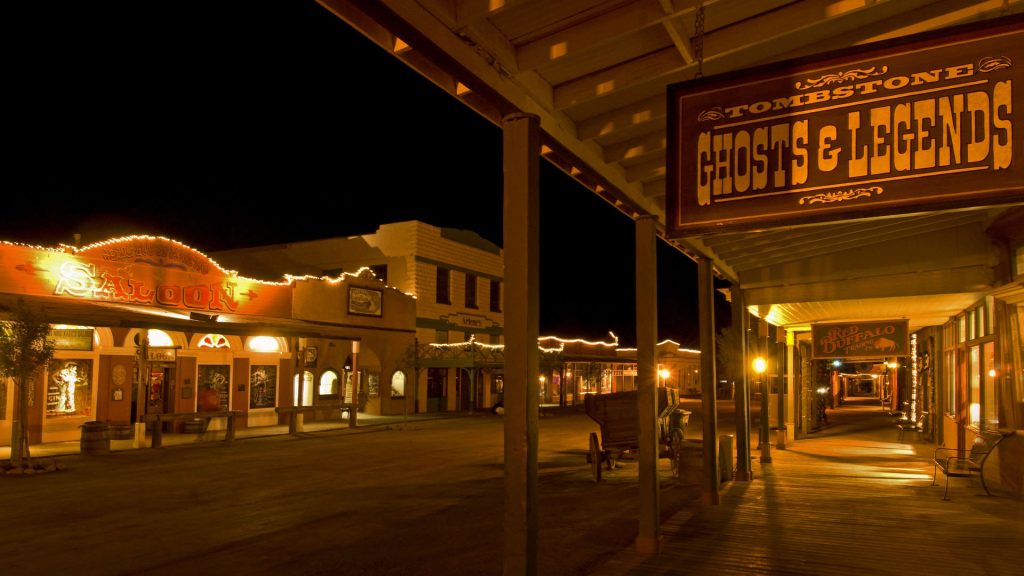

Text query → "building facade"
[213,221,504,413]
[0,235,417,447]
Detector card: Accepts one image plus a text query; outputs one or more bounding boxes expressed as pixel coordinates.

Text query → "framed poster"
[348,286,383,317]
[46,359,92,417]
[197,365,230,412]
[249,365,277,409]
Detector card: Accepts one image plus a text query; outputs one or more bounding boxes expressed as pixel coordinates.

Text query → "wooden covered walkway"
[595,400,1024,576]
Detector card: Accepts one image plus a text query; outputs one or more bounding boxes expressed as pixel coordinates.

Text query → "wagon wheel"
[669,429,686,479]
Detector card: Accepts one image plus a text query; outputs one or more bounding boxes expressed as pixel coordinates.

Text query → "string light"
[3,235,409,295]
[910,333,918,424]
[428,335,504,351]
[617,339,700,354]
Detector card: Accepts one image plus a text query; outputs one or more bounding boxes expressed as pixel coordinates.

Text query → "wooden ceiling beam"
[625,158,667,182]
[554,0,942,115]
[517,1,668,71]
[769,0,1022,60]
[604,131,666,164]
[575,95,664,141]
[454,0,531,29]
[659,0,695,65]
[642,179,666,199]
[725,214,988,270]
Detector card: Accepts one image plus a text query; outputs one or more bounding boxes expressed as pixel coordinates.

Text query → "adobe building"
[0,235,416,447]
[213,220,505,413]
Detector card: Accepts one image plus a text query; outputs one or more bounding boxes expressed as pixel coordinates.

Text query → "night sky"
[7,1,712,347]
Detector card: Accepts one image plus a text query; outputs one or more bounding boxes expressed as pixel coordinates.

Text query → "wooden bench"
[144,411,240,448]
[276,404,355,434]
[896,412,928,441]
[932,430,1010,500]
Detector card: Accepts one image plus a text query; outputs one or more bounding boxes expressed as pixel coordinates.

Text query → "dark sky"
[7,0,711,347]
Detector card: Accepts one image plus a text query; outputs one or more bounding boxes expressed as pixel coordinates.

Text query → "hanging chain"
[693,2,705,78]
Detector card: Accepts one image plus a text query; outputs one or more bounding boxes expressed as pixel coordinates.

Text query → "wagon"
[584,388,691,482]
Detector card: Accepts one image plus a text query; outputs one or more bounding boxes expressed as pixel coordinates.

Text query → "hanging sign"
[811,320,909,359]
[667,16,1024,236]
[49,328,94,351]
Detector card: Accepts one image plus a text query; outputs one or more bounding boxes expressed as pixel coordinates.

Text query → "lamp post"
[753,356,771,463]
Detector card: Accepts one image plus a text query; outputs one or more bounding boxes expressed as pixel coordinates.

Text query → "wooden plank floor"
[594,400,1024,576]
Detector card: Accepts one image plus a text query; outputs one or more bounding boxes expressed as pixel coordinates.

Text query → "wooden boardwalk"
[594,400,1024,576]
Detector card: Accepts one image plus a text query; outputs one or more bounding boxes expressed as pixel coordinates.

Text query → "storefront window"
[293,371,314,406]
[369,372,380,398]
[983,341,998,430]
[944,350,955,417]
[1016,305,1024,405]
[969,346,981,427]
[319,370,339,397]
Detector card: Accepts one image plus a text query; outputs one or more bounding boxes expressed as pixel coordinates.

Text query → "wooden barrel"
[80,421,110,455]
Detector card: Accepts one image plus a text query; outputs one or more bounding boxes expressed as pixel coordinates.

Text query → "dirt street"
[1,411,706,575]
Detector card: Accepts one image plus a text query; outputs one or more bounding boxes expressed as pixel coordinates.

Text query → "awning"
[0,294,413,340]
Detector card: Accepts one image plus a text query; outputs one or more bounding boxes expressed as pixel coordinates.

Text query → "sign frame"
[667,15,1024,237]
[811,320,910,359]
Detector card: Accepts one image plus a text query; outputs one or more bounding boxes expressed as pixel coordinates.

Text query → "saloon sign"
[811,320,909,360]
[667,17,1023,236]
[0,237,292,318]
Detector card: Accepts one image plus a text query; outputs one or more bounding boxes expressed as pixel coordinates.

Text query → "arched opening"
[293,371,314,407]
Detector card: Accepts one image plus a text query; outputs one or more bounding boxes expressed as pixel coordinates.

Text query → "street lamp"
[753,356,771,463]
[658,368,670,388]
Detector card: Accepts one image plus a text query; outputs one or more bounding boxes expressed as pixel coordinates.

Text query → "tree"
[0,301,55,468]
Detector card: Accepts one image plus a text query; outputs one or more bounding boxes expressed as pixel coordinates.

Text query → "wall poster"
[197,365,230,412]
[249,365,277,409]
[46,359,93,417]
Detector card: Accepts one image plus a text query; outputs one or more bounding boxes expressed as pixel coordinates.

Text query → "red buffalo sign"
[811,320,909,359]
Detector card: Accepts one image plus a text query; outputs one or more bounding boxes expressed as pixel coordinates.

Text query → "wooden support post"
[350,341,360,428]
[226,412,236,442]
[776,328,787,450]
[731,287,752,481]
[151,417,163,448]
[635,215,660,553]
[502,112,540,576]
[698,257,720,504]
